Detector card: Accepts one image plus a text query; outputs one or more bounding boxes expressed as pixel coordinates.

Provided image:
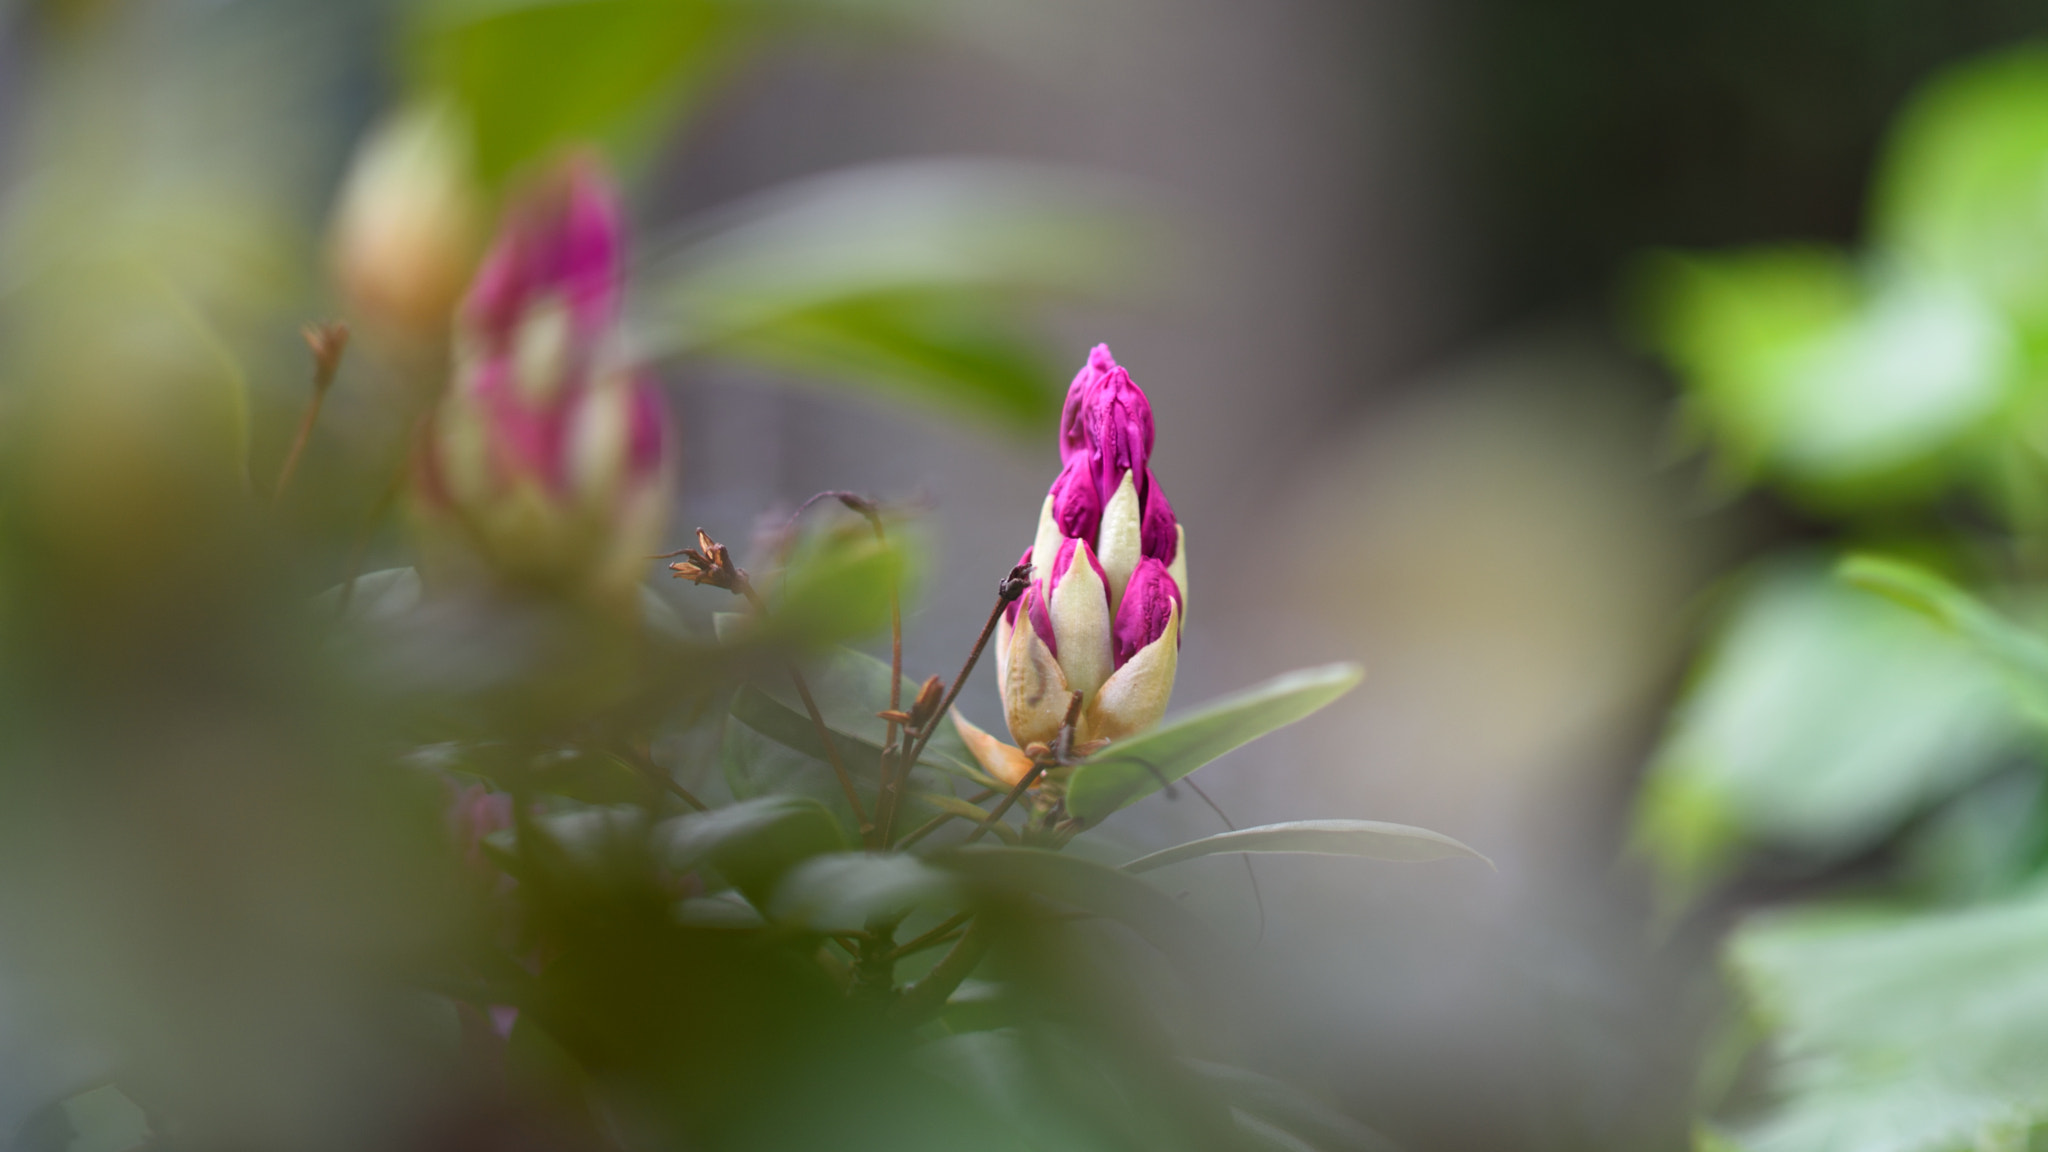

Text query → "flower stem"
[273,323,348,508]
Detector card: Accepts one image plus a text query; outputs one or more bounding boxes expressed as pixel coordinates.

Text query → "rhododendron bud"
[412,157,675,605]
[329,101,484,343]
[997,345,1184,749]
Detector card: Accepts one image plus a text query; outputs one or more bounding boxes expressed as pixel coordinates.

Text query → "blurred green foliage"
[1634,41,2048,1152]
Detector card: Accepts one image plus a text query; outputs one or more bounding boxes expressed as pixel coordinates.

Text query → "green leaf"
[767,851,959,932]
[659,796,847,907]
[1871,44,2048,330]
[1064,663,1364,825]
[408,0,739,182]
[638,160,1145,430]
[1633,559,2022,903]
[1723,887,2048,1152]
[934,846,1210,970]
[1839,553,2048,724]
[1122,819,1491,874]
[1187,1061,1401,1152]
[1638,249,2012,504]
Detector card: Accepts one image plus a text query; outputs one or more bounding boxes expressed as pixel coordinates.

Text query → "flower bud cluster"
[998,345,1186,749]
[412,157,675,603]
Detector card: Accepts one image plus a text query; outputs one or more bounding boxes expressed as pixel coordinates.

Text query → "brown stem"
[896,562,1032,817]
[274,323,349,508]
[894,788,998,851]
[963,761,1047,845]
[787,666,874,840]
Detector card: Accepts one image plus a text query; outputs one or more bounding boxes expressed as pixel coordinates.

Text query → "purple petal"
[1060,343,1118,465]
[462,156,624,351]
[1112,558,1180,667]
[1048,456,1103,544]
[1140,469,1177,564]
[1023,581,1058,658]
[1083,365,1155,504]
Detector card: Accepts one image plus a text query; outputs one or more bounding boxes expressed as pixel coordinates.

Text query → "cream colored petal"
[1097,471,1141,613]
[1031,493,1062,587]
[564,379,629,506]
[1082,601,1178,744]
[1003,614,1071,750]
[950,708,1037,789]
[1167,523,1189,622]
[1048,538,1113,700]
[994,610,1013,709]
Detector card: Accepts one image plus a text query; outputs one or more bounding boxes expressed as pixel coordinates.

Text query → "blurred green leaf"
[1871,44,2048,329]
[732,528,910,651]
[768,851,959,931]
[1634,560,2022,903]
[1840,553,2048,725]
[1641,250,2012,503]
[407,0,740,183]
[935,846,1210,968]
[661,795,847,907]
[1188,1061,1401,1152]
[1121,819,1491,874]
[1720,887,2048,1152]
[1064,664,1364,825]
[730,685,983,787]
[639,160,1145,430]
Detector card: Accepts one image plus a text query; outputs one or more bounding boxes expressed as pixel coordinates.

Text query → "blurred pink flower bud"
[412,156,676,605]
[998,345,1184,748]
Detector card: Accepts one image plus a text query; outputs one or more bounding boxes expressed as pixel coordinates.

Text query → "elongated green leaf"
[638,160,1146,430]
[659,795,846,907]
[934,846,1209,968]
[1065,664,1364,825]
[1839,553,2048,724]
[1122,819,1491,874]
[768,851,960,932]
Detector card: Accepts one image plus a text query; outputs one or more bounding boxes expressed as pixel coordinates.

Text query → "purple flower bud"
[463,154,622,353]
[1082,363,1155,501]
[1048,457,1103,550]
[1140,469,1177,564]
[413,157,675,605]
[1112,559,1181,668]
[1060,343,1119,465]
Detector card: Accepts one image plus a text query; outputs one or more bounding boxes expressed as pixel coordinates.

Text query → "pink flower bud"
[1000,344,1184,748]
[1059,343,1119,464]
[412,157,676,605]
[1082,364,1154,504]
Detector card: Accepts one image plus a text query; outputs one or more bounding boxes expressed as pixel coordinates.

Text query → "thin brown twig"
[898,562,1033,810]
[274,322,349,508]
[787,665,873,838]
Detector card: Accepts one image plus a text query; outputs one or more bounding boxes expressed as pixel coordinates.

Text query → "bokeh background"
[2,1,2044,1149]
